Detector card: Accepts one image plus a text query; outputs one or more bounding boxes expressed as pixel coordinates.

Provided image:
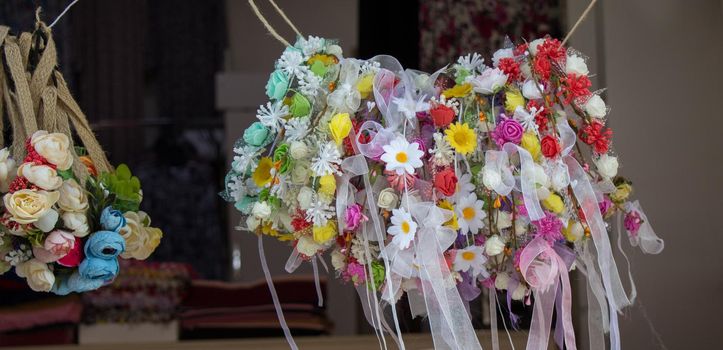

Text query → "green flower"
[265,70,289,101]
[310,60,328,77]
[273,143,291,174]
[243,122,273,147]
[235,195,257,215]
[455,68,471,85]
[369,260,385,291]
[289,93,311,118]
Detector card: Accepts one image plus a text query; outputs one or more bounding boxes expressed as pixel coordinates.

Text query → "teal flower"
[243,122,274,147]
[289,93,311,118]
[235,195,257,215]
[265,70,289,101]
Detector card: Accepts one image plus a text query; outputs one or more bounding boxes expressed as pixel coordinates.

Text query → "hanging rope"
[248,0,291,47]
[562,0,599,45]
[267,0,302,38]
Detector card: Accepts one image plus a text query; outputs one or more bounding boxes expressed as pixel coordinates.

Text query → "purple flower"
[624,211,642,237]
[599,196,613,216]
[532,212,564,242]
[344,204,367,231]
[491,115,524,146]
[344,262,366,285]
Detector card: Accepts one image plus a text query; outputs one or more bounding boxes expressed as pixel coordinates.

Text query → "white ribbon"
[258,235,298,350]
[624,201,664,254]
[502,143,545,221]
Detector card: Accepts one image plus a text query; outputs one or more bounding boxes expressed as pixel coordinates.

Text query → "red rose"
[541,135,561,158]
[430,104,455,128]
[434,168,457,196]
[57,236,84,268]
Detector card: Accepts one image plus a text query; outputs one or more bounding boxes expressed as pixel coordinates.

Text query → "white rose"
[290,162,310,185]
[30,131,73,171]
[119,211,162,260]
[289,141,309,160]
[330,248,346,271]
[595,154,619,179]
[565,54,589,76]
[4,189,60,225]
[495,272,510,290]
[0,148,16,192]
[252,201,272,219]
[376,188,399,210]
[496,211,512,230]
[18,163,62,191]
[469,67,508,95]
[297,187,314,210]
[511,284,528,301]
[16,259,55,292]
[528,38,545,55]
[584,95,607,119]
[57,179,88,212]
[296,235,322,257]
[492,48,513,66]
[482,167,502,191]
[521,80,543,100]
[485,235,506,256]
[246,215,260,231]
[62,212,90,237]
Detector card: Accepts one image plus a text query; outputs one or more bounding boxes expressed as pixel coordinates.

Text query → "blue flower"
[243,122,274,147]
[100,206,126,232]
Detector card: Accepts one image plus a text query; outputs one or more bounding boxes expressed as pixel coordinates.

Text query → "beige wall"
[568,0,723,348]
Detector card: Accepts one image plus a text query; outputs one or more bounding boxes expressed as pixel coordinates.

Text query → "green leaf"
[57,168,74,181]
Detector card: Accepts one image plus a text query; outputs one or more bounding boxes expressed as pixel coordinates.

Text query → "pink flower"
[32,230,75,263]
[532,212,564,243]
[385,170,416,192]
[344,262,367,286]
[491,116,523,146]
[344,204,367,231]
[624,211,642,237]
[58,236,84,267]
[599,196,613,216]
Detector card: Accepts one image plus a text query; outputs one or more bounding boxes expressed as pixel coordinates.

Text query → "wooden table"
[14,331,532,350]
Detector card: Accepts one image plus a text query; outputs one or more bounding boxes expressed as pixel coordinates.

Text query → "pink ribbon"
[519,237,576,350]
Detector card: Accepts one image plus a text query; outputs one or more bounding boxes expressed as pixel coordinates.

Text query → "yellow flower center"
[461,251,475,261]
[401,221,410,234]
[454,132,469,146]
[462,207,476,220]
[396,152,408,163]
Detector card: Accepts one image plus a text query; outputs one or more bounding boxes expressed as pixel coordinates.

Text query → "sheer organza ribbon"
[258,234,298,350]
[623,200,664,254]
[519,237,576,350]
[501,143,545,221]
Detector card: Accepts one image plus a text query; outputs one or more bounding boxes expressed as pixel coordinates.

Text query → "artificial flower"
[624,211,642,237]
[562,219,584,242]
[318,174,336,198]
[57,236,83,267]
[273,144,291,174]
[297,235,323,256]
[385,170,416,193]
[329,113,353,145]
[377,188,399,210]
[356,74,374,98]
[484,235,506,256]
[311,141,342,176]
[521,80,543,100]
[252,201,272,219]
[32,230,75,263]
[257,101,288,131]
[469,68,507,95]
[265,69,289,101]
[57,179,88,212]
[456,173,476,198]
[297,187,315,210]
[456,193,486,235]
[243,122,273,147]
[344,203,367,231]
[61,211,90,237]
[457,52,484,72]
[430,104,456,128]
[540,135,561,158]
[393,94,431,122]
[444,122,477,155]
[498,57,521,82]
[496,211,513,230]
[532,212,564,242]
[453,245,487,276]
[15,259,54,292]
[495,272,511,290]
[17,163,62,191]
[578,120,612,154]
[442,83,473,98]
[380,136,424,176]
[438,200,459,230]
[252,157,274,188]
[565,54,589,76]
[0,148,16,192]
[285,117,311,142]
[289,93,311,118]
[290,162,311,185]
[277,48,307,77]
[542,193,565,214]
[4,190,60,225]
[387,208,417,250]
[298,69,323,96]
[330,248,346,270]
[30,131,73,171]
[585,95,607,119]
[305,198,334,226]
[491,117,524,146]
[312,221,337,244]
[289,141,310,160]
[434,168,457,197]
[610,183,632,203]
[520,132,541,161]
[296,36,326,56]
[504,89,526,113]
[513,106,539,134]
[511,284,528,301]
[429,132,454,167]
[595,154,619,179]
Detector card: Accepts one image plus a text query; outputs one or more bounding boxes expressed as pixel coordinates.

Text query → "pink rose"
[624,211,642,237]
[344,204,367,231]
[57,236,84,267]
[32,230,75,263]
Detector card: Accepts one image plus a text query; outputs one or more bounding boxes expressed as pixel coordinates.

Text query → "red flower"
[578,120,612,154]
[57,236,84,268]
[430,104,455,128]
[8,177,38,193]
[498,57,521,82]
[560,74,592,105]
[533,55,552,81]
[24,139,55,169]
[540,135,561,158]
[291,210,312,231]
[527,100,549,133]
[433,168,457,196]
[513,43,529,56]
[536,38,566,63]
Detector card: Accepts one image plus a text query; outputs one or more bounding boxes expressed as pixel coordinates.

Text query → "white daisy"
[453,245,488,277]
[311,141,342,176]
[305,198,334,226]
[387,208,417,250]
[456,193,487,235]
[284,117,310,142]
[456,52,485,72]
[257,101,288,132]
[277,49,308,77]
[456,173,475,198]
[429,133,454,167]
[513,106,539,134]
[380,136,424,175]
[392,94,430,122]
[296,36,325,57]
[298,70,322,97]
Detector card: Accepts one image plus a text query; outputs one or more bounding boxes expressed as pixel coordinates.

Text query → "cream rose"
[0,148,16,192]
[595,154,619,179]
[61,211,90,237]
[376,188,399,210]
[252,201,272,219]
[330,248,346,271]
[511,284,528,301]
[18,163,62,191]
[30,131,73,171]
[4,190,60,225]
[290,162,310,185]
[584,95,607,119]
[16,259,55,292]
[296,235,323,257]
[57,179,89,212]
[485,235,506,256]
[565,54,589,76]
[297,187,314,210]
[119,211,162,260]
[496,211,512,231]
[495,272,510,290]
[289,141,309,160]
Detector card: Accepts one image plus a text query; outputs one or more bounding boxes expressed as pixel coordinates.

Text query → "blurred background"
[0,0,721,349]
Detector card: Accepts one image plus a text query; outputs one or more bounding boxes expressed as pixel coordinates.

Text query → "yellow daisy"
[252,157,274,187]
[442,83,472,98]
[445,122,477,155]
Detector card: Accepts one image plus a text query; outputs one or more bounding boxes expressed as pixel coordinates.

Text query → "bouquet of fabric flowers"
[226,35,663,350]
[0,21,162,295]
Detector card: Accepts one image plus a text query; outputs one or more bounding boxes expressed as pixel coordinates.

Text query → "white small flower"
[297,187,315,210]
[565,54,589,76]
[429,133,454,167]
[468,67,508,95]
[311,141,342,176]
[496,211,513,231]
[491,48,513,67]
[484,235,506,256]
[257,101,288,132]
[392,94,430,122]
[296,36,325,56]
[380,136,424,175]
[595,154,619,179]
[289,141,310,160]
[584,95,607,119]
[277,49,308,77]
[232,145,260,174]
[456,193,486,235]
[227,175,247,202]
[387,208,417,250]
[305,198,334,226]
[456,173,475,198]
[361,60,381,75]
[495,272,511,290]
[377,188,399,210]
[298,70,322,97]
[456,53,485,72]
[513,106,540,134]
[453,245,487,277]
[4,244,31,266]
[331,248,346,271]
[285,117,311,142]
[522,80,544,100]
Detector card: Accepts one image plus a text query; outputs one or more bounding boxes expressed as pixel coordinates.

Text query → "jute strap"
[2,29,38,160]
